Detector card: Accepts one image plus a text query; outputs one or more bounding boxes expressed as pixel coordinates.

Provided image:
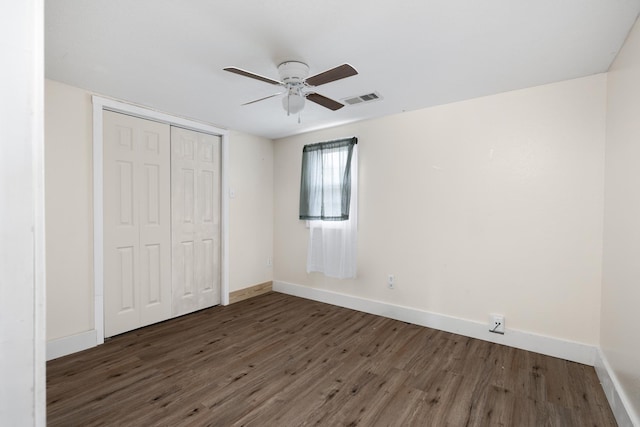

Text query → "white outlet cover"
[489,314,505,334]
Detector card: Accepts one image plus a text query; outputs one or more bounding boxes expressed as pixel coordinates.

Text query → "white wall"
[45,80,94,341]
[0,0,46,424]
[274,74,606,346]
[602,15,640,424]
[44,80,274,343]
[229,131,274,291]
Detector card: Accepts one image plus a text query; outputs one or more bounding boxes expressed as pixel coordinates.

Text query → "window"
[299,137,357,221]
[299,137,358,279]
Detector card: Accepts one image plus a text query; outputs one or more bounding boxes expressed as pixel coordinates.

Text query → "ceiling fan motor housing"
[278,61,309,85]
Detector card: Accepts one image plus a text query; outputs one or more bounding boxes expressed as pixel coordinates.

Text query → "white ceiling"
[46,0,640,140]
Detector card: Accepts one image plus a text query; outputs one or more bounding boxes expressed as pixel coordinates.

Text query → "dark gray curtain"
[299,137,357,221]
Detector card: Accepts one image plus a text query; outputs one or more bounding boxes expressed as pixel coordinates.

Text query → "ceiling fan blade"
[306,64,358,87]
[224,67,282,86]
[306,93,345,111]
[242,92,284,106]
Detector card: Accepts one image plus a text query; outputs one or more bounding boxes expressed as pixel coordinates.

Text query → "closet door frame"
[92,96,229,345]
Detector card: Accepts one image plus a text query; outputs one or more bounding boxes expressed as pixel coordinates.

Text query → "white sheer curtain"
[306,145,358,279]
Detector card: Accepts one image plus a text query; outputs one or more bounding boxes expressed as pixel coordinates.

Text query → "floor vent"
[342,91,383,106]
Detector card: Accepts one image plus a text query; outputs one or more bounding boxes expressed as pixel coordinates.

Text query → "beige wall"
[228,130,274,291]
[45,80,94,341]
[45,79,274,341]
[274,74,606,345]
[602,16,640,421]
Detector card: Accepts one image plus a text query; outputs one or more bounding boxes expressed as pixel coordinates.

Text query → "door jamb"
[92,96,230,345]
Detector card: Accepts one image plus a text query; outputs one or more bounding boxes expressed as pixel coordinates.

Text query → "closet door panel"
[138,126,171,327]
[104,111,171,337]
[171,127,221,316]
[198,136,221,306]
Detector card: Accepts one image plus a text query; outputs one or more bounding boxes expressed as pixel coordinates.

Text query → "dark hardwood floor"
[47,292,616,426]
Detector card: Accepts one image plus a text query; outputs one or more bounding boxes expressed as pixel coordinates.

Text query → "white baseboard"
[595,349,638,427]
[273,280,597,366]
[46,330,97,361]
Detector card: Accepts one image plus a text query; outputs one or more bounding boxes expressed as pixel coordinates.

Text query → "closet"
[103,111,221,337]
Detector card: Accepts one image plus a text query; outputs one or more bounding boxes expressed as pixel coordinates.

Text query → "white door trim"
[92,96,230,345]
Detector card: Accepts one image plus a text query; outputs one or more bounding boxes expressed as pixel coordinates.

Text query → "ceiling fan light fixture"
[283,92,305,115]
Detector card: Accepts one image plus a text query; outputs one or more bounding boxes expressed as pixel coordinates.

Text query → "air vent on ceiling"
[342,91,383,106]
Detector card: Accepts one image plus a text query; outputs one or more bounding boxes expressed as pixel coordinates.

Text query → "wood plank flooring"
[47,292,616,426]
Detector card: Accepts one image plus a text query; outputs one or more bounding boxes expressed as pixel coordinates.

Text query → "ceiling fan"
[223,61,358,116]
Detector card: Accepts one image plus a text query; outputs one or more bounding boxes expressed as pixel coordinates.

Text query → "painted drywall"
[44,79,274,343]
[274,74,606,346]
[228,130,274,291]
[0,0,46,424]
[602,15,640,423]
[45,80,94,341]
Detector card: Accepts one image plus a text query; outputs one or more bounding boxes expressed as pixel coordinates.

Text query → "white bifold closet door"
[171,126,221,316]
[103,111,172,337]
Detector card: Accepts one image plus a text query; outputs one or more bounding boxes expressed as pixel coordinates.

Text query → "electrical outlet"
[489,314,505,334]
[266,257,272,267]
[387,274,395,289]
